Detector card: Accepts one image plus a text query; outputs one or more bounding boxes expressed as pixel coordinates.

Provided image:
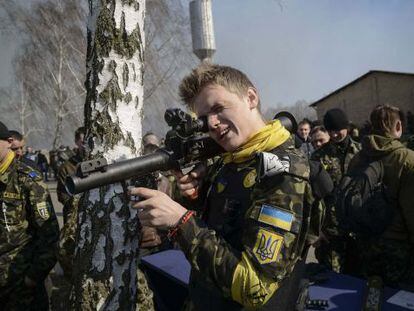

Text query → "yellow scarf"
[0,151,15,175]
[222,119,290,164]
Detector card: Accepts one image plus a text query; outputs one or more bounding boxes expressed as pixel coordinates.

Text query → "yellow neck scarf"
[222,119,290,164]
[0,151,15,175]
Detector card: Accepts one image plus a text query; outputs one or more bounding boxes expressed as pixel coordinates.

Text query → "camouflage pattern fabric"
[57,199,79,280]
[136,267,155,311]
[175,138,317,310]
[56,154,82,224]
[311,137,360,273]
[0,158,59,309]
[355,237,414,289]
[347,135,414,288]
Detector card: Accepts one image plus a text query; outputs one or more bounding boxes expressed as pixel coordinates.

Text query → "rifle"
[66,108,297,195]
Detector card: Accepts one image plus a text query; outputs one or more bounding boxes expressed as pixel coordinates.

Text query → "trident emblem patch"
[253,228,283,264]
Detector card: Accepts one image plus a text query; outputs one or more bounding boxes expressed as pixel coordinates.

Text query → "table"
[141,250,411,311]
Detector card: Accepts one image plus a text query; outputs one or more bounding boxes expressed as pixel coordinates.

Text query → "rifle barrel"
[66,150,173,195]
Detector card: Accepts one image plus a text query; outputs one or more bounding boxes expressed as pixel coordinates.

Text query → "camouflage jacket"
[56,153,83,223]
[175,138,317,310]
[348,135,414,287]
[310,137,360,237]
[0,158,59,287]
[311,137,361,187]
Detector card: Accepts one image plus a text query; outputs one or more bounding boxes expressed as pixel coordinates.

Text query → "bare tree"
[70,1,145,309]
[143,0,198,136]
[265,100,317,122]
[0,83,37,138]
[0,0,87,149]
[0,0,194,148]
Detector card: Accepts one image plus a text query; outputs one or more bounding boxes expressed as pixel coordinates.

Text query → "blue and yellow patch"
[253,228,283,265]
[258,204,293,232]
[28,171,39,179]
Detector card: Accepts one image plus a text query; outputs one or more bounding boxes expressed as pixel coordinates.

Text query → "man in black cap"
[0,121,59,310]
[311,108,361,273]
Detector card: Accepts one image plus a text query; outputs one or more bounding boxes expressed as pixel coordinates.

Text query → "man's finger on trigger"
[131,187,158,199]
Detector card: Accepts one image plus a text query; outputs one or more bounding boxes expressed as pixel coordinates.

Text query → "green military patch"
[253,228,283,265]
[243,169,257,188]
[3,192,21,200]
[36,202,50,220]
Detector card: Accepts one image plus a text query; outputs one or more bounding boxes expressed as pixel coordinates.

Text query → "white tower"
[190,0,216,62]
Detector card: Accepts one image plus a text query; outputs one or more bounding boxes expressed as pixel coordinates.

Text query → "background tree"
[0,0,87,149]
[0,0,196,149]
[264,99,317,122]
[70,1,145,309]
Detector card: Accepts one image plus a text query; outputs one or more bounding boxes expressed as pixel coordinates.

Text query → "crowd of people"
[1,63,414,310]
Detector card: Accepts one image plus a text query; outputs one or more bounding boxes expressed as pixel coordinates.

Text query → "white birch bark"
[71,1,145,310]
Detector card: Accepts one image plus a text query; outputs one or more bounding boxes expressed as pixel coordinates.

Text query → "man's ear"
[395,120,402,134]
[246,87,259,110]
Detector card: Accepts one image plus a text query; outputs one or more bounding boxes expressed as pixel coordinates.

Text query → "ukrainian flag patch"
[258,204,293,232]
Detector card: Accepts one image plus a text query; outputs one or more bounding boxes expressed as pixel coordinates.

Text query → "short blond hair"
[178,64,258,110]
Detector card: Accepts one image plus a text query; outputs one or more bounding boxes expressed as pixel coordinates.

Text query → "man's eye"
[212,106,224,113]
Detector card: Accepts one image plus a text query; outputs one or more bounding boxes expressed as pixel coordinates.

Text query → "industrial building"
[310,70,414,126]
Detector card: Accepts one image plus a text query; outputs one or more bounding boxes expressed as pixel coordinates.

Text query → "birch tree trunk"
[71,1,145,310]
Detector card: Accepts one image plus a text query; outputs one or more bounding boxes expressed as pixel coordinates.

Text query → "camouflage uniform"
[0,157,59,310]
[311,136,360,273]
[56,153,83,224]
[348,135,414,288]
[175,138,318,310]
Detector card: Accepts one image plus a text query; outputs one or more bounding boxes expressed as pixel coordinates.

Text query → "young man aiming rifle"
[130,64,318,310]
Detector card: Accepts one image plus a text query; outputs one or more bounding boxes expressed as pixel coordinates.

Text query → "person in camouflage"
[130,64,319,310]
[311,108,360,273]
[56,127,86,224]
[347,105,414,289]
[0,121,59,310]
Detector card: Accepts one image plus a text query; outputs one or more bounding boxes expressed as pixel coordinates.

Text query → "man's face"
[10,138,25,158]
[0,139,11,162]
[328,128,348,143]
[193,84,262,152]
[297,123,311,140]
[143,135,160,148]
[312,130,330,149]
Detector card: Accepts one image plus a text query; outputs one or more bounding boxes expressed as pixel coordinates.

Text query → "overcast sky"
[1,0,413,112]
[212,0,414,110]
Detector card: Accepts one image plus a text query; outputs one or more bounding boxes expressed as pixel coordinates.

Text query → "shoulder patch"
[258,204,294,232]
[253,228,284,265]
[36,202,50,220]
[258,152,290,180]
